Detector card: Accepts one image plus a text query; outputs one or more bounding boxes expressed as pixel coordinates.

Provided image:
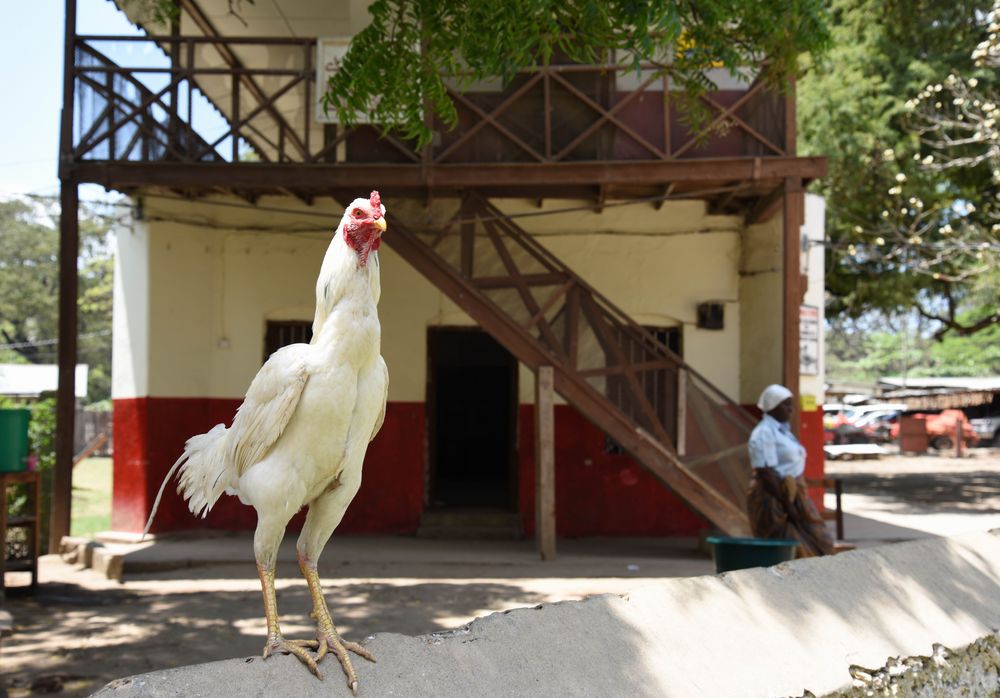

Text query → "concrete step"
[417,508,522,539]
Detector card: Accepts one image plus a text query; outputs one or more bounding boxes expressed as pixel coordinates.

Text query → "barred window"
[263,320,313,363]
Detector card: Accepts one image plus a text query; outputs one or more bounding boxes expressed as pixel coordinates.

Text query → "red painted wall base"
[113,397,425,534]
[113,399,822,537]
[800,408,827,510]
[517,405,708,537]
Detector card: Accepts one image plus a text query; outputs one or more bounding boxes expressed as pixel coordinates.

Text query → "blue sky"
[0,1,144,198]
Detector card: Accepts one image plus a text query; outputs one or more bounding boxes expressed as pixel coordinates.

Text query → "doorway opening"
[427,327,518,510]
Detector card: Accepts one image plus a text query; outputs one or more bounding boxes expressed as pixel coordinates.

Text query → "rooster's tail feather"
[142,423,232,539]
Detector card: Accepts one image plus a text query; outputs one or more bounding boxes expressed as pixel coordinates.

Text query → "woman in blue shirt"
[746,384,833,556]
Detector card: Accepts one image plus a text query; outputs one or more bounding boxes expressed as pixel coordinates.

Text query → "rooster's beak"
[374,217,387,233]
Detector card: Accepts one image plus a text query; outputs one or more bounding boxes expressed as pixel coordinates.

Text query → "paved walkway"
[825,448,1000,546]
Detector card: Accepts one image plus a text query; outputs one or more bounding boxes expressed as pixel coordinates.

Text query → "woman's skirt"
[746,467,834,557]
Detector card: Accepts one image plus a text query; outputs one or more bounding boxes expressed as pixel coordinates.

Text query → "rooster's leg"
[296,484,375,694]
[298,551,376,692]
[256,562,323,677]
[254,516,323,678]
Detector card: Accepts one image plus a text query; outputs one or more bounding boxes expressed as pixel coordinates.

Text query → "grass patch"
[72,456,111,537]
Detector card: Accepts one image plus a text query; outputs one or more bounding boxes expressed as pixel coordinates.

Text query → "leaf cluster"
[799,0,997,334]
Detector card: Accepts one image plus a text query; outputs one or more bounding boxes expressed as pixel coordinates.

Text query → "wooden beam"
[653,183,675,210]
[745,185,785,225]
[474,272,566,289]
[785,76,797,156]
[676,368,687,457]
[178,0,306,159]
[52,0,79,553]
[58,0,77,180]
[535,366,556,561]
[594,184,606,213]
[52,179,79,552]
[72,157,828,192]
[459,197,474,278]
[783,177,803,432]
[708,184,740,215]
[434,73,545,164]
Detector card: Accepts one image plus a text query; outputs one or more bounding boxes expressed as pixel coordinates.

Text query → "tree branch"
[917,303,1000,340]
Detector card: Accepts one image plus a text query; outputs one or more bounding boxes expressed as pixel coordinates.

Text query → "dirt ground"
[4,448,1000,697]
[824,446,1000,542]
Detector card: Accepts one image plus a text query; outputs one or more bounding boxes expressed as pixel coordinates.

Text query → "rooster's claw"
[263,636,323,679]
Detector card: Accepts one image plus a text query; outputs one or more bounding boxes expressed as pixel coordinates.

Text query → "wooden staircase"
[376,192,754,536]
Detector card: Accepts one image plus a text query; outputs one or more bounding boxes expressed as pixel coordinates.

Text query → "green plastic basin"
[706,536,799,573]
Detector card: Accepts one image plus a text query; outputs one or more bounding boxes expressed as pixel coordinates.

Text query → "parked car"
[970,416,1000,447]
[823,403,906,445]
[853,409,901,444]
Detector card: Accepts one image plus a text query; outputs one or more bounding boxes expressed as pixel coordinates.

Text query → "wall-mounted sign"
[316,38,371,125]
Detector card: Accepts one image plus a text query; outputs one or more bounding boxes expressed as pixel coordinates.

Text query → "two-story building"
[50,0,827,549]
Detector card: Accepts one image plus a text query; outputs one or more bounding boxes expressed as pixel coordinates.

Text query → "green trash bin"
[706,536,799,573]
[0,408,31,473]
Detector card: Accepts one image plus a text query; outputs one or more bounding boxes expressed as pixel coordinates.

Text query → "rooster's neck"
[311,231,380,340]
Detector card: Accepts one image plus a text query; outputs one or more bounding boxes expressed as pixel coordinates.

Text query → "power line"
[0,329,112,351]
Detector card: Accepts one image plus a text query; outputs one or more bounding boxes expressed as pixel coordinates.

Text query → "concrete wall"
[95,530,1000,698]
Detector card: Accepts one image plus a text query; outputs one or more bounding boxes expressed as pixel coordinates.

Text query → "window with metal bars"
[604,325,682,455]
[263,320,313,363]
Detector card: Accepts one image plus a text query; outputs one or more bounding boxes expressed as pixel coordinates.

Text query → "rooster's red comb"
[369,190,381,210]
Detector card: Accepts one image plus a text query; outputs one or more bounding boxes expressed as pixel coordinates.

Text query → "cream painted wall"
[116,193,759,405]
[529,224,742,400]
[112,219,150,399]
[739,214,783,405]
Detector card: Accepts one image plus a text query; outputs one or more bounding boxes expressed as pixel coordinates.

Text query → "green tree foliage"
[827,313,1000,381]
[323,0,830,146]
[0,199,113,403]
[800,0,998,337]
[29,397,56,553]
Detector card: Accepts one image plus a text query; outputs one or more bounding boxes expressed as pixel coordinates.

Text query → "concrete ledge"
[94,530,1000,697]
[826,633,1000,697]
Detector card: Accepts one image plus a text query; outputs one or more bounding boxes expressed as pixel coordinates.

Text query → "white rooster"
[145,191,389,692]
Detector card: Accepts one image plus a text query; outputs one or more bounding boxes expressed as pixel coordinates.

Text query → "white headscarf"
[757,384,793,413]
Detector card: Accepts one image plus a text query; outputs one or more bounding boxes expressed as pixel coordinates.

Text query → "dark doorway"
[428,328,518,509]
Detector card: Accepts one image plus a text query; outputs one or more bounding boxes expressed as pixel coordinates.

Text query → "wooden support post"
[535,366,556,561]
[168,3,180,158]
[52,180,79,552]
[676,368,687,457]
[956,418,964,458]
[782,176,802,432]
[52,0,79,553]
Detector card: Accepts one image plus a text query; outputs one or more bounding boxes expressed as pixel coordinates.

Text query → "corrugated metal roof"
[0,364,89,398]
[879,376,1000,391]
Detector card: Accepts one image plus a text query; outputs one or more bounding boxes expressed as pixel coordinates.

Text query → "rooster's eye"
[352,209,364,218]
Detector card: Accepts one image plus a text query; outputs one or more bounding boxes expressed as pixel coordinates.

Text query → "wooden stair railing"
[373,192,755,535]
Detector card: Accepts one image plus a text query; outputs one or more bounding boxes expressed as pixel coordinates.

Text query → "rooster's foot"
[262,636,323,679]
[300,630,375,694]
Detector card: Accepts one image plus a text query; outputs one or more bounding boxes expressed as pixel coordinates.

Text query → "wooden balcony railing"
[69,34,789,170]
